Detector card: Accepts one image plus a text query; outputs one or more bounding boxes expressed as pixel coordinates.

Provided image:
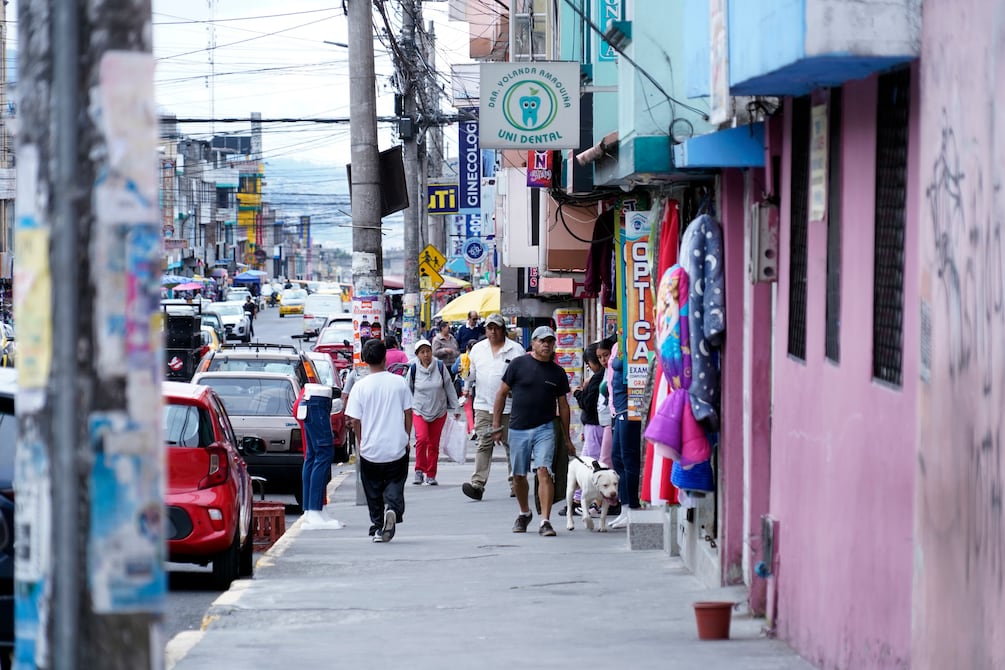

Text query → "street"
[164,300,311,640]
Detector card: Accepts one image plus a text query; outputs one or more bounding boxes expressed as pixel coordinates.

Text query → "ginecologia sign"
[478,61,580,149]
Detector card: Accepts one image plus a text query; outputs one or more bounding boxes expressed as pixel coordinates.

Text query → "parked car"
[278,288,307,318]
[196,342,320,387]
[302,294,346,338]
[313,318,355,373]
[201,311,226,345]
[164,381,264,588]
[199,325,221,359]
[208,302,251,343]
[190,371,306,502]
[305,351,348,458]
[162,381,263,586]
[224,287,252,303]
[0,324,14,368]
[0,368,14,665]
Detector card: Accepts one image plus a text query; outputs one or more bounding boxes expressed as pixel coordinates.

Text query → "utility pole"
[399,0,421,351]
[347,0,383,506]
[425,21,446,258]
[17,1,163,669]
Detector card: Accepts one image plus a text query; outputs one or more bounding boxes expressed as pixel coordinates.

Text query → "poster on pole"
[352,294,384,377]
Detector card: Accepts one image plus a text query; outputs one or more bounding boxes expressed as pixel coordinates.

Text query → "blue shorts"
[508,422,555,478]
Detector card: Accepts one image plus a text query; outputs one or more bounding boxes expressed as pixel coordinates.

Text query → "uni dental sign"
[479,62,580,150]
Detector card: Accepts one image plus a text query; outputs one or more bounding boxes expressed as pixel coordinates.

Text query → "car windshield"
[210,303,243,316]
[163,402,214,447]
[206,357,297,376]
[318,323,354,345]
[200,377,296,417]
[282,289,306,301]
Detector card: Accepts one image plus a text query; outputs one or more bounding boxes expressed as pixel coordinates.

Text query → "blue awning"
[673,123,765,169]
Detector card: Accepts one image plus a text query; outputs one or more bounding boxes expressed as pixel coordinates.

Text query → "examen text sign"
[479,62,580,150]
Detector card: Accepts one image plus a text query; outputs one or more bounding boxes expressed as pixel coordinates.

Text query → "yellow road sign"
[419,261,444,291]
[419,245,446,272]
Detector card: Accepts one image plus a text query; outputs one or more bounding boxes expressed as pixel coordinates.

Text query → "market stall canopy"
[434,286,500,321]
[161,274,189,286]
[173,282,205,292]
[233,270,267,283]
[383,275,470,291]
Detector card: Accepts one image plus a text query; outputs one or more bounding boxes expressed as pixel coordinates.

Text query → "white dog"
[566,457,620,532]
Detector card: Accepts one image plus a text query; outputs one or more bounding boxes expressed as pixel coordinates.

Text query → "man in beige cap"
[461,313,525,501]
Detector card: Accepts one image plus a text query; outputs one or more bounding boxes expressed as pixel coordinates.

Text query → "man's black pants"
[360,452,408,535]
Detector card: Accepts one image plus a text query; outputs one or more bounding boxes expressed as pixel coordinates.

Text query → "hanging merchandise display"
[553,307,586,450]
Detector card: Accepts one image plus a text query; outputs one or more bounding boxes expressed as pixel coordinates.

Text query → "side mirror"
[241,435,267,456]
[343,339,350,348]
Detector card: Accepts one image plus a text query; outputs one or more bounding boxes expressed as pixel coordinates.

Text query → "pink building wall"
[914,1,1005,666]
[770,71,920,668]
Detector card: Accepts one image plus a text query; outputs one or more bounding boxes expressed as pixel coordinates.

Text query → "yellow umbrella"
[434,286,500,321]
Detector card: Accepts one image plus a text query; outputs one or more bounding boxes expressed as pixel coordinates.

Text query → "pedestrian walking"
[455,310,485,352]
[345,339,414,543]
[407,339,461,486]
[461,313,525,501]
[608,342,640,529]
[384,334,409,367]
[432,321,460,372]
[243,295,257,338]
[491,326,574,537]
[561,341,611,517]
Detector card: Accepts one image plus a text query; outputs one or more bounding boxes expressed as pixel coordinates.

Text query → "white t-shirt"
[465,337,526,413]
[345,370,413,463]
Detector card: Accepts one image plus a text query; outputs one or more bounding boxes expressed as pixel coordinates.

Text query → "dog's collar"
[573,455,610,472]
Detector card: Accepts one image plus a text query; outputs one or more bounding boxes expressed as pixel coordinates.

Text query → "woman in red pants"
[406,339,460,486]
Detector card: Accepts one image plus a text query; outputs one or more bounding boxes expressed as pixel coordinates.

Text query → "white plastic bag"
[440,414,468,464]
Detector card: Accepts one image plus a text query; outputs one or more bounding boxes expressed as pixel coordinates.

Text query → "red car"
[163,381,266,588]
[313,319,354,373]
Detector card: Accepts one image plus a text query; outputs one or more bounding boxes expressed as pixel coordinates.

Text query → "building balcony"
[685,0,920,98]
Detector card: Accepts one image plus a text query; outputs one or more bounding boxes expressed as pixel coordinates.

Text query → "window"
[825,88,844,363]
[872,69,911,386]
[787,96,811,361]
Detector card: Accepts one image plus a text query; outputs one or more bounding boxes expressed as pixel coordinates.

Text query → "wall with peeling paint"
[915,1,1005,667]
[770,69,920,668]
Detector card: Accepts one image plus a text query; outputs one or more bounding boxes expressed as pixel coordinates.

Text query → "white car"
[302,294,346,338]
[225,288,252,303]
[208,302,251,342]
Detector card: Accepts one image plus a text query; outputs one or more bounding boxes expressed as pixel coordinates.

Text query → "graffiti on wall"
[925,108,1005,593]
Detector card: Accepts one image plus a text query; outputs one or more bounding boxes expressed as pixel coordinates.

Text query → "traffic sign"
[419,245,446,272]
[419,262,444,291]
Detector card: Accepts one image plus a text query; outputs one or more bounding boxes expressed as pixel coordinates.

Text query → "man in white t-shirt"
[345,339,413,543]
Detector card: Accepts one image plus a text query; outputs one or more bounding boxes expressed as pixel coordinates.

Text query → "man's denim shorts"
[508,422,555,477]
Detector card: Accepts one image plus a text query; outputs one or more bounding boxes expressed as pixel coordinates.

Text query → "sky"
[6,0,474,249]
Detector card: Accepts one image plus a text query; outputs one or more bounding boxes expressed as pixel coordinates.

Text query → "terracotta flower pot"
[693,601,733,640]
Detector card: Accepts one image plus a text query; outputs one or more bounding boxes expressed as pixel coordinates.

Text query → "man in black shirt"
[491,326,574,536]
[243,295,257,338]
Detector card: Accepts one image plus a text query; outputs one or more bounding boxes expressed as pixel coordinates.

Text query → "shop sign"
[427,183,459,214]
[458,112,480,212]
[621,207,653,418]
[479,62,580,150]
[526,151,553,188]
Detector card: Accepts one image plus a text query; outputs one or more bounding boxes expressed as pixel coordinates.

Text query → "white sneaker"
[608,513,629,529]
[303,510,346,530]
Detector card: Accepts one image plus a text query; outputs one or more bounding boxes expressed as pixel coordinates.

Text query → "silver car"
[190,371,304,501]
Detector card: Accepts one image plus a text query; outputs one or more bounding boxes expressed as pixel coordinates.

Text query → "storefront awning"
[672,123,765,169]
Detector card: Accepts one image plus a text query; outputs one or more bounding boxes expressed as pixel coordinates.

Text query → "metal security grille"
[825,88,843,363]
[787,97,810,361]
[872,68,910,386]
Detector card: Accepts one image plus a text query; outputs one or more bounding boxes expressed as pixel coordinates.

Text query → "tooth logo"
[519,90,541,126]
[502,80,558,132]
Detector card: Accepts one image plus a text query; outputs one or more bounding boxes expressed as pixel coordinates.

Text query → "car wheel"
[279,313,284,318]
[239,530,255,578]
[242,335,251,343]
[212,533,241,589]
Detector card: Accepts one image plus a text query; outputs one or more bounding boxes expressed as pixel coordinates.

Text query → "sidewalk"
[167,457,815,670]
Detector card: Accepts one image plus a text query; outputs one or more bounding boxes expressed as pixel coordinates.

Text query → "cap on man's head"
[531,326,557,341]
[414,338,432,354]
[485,313,506,328]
